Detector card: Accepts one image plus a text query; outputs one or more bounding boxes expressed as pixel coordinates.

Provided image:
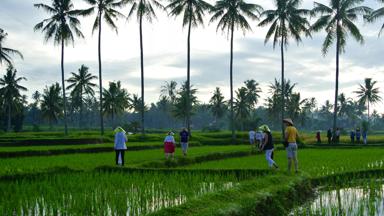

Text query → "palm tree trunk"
[7,103,11,132]
[98,12,104,135]
[186,2,192,135]
[139,12,145,136]
[61,38,68,135]
[333,21,340,135]
[280,36,285,140]
[230,22,235,144]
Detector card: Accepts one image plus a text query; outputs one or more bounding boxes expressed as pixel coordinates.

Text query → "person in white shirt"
[255,130,264,149]
[249,129,256,146]
[114,126,127,166]
[164,131,176,160]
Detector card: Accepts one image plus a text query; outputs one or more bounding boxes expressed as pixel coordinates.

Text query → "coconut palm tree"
[244,79,261,108]
[210,0,263,143]
[354,78,382,121]
[173,81,198,126]
[258,0,311,138]
[233,87,250,132]
[82,0,126,135]
[66,65,98,128]
[311,0,371,132]
[209,87,226,122]
[0,65,27,131]
[126,0,164,136]
[0,28,23,68]
[367,0,384,36]
[34,0,87,135]
[41,83,63,129]
[166,0,213,134]
[102,81,130,127]
[160,80,178,104]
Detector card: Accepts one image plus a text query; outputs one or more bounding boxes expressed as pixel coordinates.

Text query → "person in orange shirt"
[284,118,299,173]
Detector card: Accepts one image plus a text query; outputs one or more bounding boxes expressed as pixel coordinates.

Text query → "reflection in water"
[291,184,384,216]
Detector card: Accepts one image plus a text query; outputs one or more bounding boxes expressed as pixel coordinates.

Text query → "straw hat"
[114,126,126,134]
[283,118,294,126]
[258,124,271,132]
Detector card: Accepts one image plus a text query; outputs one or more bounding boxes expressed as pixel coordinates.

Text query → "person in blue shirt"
[114,126,127,166]
[179,128,189,156]
[356,128,361,143]
[350,129,355,144]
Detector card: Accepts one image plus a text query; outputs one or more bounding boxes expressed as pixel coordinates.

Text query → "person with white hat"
[114,126,127,166]
[283,118,299,173]
[164,131,176,160]
[259,124,278,169]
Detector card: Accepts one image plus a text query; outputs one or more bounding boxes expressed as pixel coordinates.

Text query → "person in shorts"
[284,118,299,173]
[179,128,189,156]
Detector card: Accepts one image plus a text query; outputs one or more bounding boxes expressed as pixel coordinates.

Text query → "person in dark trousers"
[356,128,361,143]
[327,128,332,144]
[334,128,340,144]
[114,126,127,166]
[179,128,189,156]
[316,131,321,144]
[350,129,355,144]
[362,130,367,145]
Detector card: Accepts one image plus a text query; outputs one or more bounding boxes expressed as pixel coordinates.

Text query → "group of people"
[114,119,299,173]
[349,128,367,144]
[249,118,300,173]
[113,127,190,165]
[324,127,368,144]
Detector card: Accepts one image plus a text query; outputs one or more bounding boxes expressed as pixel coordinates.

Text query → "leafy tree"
[41,83,63,129]
[0,66,27,131]
[209,87,226,122]
[0,28,23,68]
[354,78,382,120]
[244,79,261,108]
[210,0,263,142]
[127,0,165,135]
[102,81,130,127]
[258,0,311,137]
[66,65,97,128]
[311,0,371,132]
[160,81,178,104]
[166,0,213,134]
[82,0,126,135]
[367,0,384,36]
[34,0,88,135]
[233,87,250,131]
[173,81,198,126]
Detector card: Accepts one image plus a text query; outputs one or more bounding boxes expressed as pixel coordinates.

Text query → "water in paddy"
[291,183,384,216]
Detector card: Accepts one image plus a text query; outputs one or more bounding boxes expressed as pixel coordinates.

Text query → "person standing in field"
[164,131,176,160]
[255,130,264,149]
[179,128,189,156]
[259,125,278,169]
[248,129,256,148]
[284,118,299,173]
[327,128,332,144]
[114,126,127,166]
[362,130,367,145]
[356,128,361,143]
[334,128,340,144]
[350,129,355,144]
[316,131,321,144]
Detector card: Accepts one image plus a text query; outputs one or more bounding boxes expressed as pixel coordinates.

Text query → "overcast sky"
[1,0,383,113]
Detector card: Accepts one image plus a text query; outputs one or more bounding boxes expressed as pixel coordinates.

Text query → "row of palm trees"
[1,0,383,138]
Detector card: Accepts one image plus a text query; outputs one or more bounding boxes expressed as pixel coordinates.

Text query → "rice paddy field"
[1,131,384,215]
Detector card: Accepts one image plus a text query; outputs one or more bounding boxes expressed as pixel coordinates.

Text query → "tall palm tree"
[210,0,263,143]
[160,80,178,104]
[258,0,311,138]
[311,0,371,132]
[0,28,23,68]
[209,87,226,122]
[41,83,63,129]
[166,0,213,134]
[367,0,384,36]
[34,0,87,135]
[0,65,27,131]
[233,87,250,132]
[82,0,126,135]
[173,81,198,125]
[102,81,130,127]
[126,0,164,136]
[354,78,382,121]
[244,79,261,108]
[66,65,98,128]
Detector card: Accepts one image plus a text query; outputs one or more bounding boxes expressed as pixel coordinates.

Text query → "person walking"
[334,128,340,144]
[362,130,367,145]
[316,131,321,144]
[259,125,278,169]
[164,131,176,160]
[284,118,299,173]
[179,128,189,156]
[249,129,256,148]
[356,128,361,144]
[255,130,264,149]
[350,129,355,144]
[327,128,332,144]
[114,126,127,166]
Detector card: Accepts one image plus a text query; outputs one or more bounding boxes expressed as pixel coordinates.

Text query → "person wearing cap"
[259,125,279,169]
[114,126,127,166]
[179,128,189,156]
[164,131,176,159]
[283,118,299,173]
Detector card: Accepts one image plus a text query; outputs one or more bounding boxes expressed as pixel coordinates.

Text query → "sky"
[0,0,384,114]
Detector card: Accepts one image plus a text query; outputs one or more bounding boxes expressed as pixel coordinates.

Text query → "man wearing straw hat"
[114,126,127,166]
[283,118,299,173]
